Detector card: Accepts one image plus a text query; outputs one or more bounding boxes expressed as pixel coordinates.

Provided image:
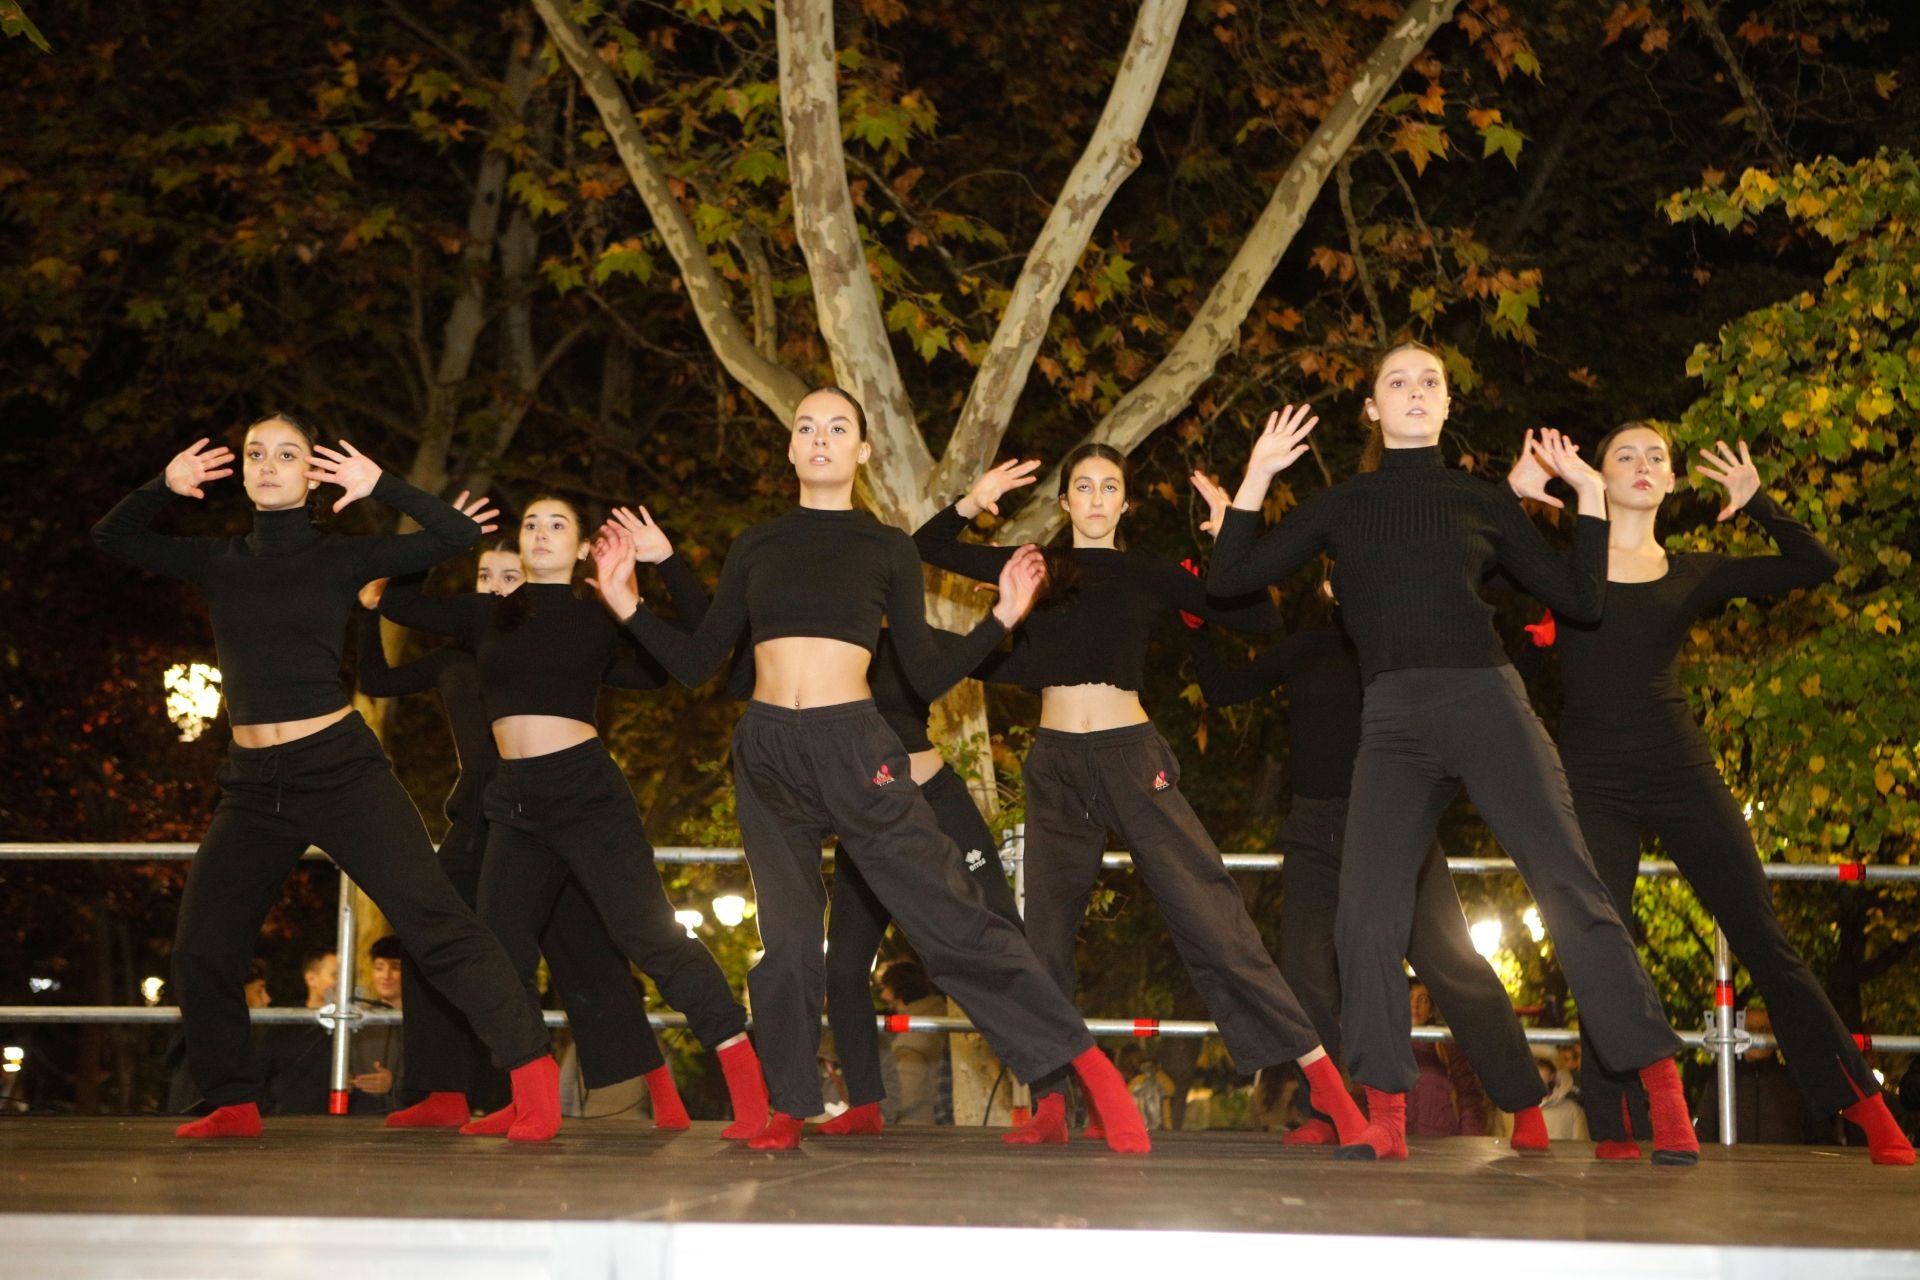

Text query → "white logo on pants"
[965,849,987,871]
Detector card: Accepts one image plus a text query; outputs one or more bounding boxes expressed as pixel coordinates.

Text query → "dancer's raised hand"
[306,440,383,513]
[1190,471,1232,536]
[1533,429,1605,508]
[164,438,236,500]
[1232,405,1317,510]
[609,505,673,564]
[991,543,1048,629]
[450,489,501,535]
[1506,430,1564,510]
[958,458,1042,519]
[1692,439,1759,522]
[587,524,642,617]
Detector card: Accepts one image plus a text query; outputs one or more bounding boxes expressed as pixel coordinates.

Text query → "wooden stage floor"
[3,1118,1915,1278]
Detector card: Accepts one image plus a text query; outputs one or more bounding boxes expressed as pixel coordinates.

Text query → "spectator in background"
[1533,1044,1589,1139]
[1407,979,1490,1137]
[879,960,947,1125]
[1698,1003,1840,1145]
[260,949,337,1115]
[349,936,406,1114]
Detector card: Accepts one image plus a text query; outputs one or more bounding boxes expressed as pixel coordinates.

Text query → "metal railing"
[3,838,1915,1142]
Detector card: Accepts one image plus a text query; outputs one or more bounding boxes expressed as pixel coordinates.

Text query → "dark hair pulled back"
[498,494,592,631]
[1040,442,1129,603]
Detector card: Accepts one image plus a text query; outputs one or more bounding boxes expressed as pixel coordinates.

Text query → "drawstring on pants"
[261,753,284,814]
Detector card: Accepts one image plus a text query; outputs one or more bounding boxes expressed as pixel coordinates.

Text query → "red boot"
[1509,1105,1551,1153]
[1842,1092,1917,1166]
[1638,1058,1698,1166]
[1283,1118,1337,1146]
[1072,1048,1150,1154]
[1334,1088,1408,1161]
[813,1101,884,1136]
[645,1066,691,1131]
[716,1038,770,1140]
[1595,1097,1641,1160]
[1301,1056,1367,1145]
[1002,1091,1068,1145]
[747,1112,806,1151]
[175,1103,262,1140]
[460,1104,516,1136]
[385,1092,470,1129]
[506,1055,561,1142]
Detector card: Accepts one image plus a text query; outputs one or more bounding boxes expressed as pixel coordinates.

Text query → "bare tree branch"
[931,0,1188,513]
[1337,153,1388,339]
[1002,0,1464,543]
[1681,0,1790,169]
[776,0,930,516]
[531,0,809,420]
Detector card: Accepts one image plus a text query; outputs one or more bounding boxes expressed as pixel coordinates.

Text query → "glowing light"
[711,894,748,928]
[673,909,704,938]
[1522,906,1546,944]
[141,976,165,1006]
[1874,1069,1886,1086]
[163,663,223,742]
[1469,918,1504,959]
[28,977,55,994]
[2,1046,21,1074]
[1743,802,1753,820]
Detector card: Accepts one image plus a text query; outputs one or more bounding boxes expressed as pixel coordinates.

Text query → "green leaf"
[1479,121,1525,167]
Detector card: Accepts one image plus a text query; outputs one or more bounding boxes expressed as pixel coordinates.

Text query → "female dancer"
[1182,477,1550,1151]
[1209,342,1699,1165]
[355,545,690,1131]
[1526,424,1912,1165]
[595,385,1151,1153]
[378,496,768,1138]
[915,445,1368,1148]
[92,418,559,1140]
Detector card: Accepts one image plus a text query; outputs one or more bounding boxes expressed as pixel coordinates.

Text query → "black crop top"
[622,506,1007,699]
[1209,446,1607,683]
[93,472,483,726]
[354,611,496,796]
[379,557,707,725]
[1188,624,1364,800]
[912,504,1285,693]
[1548,494,1839,755]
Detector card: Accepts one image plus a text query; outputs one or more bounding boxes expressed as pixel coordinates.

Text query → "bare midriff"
[749,636,876,710]
[1038,683,1151,734]
[231,706,353,750]
[493,715,600,760]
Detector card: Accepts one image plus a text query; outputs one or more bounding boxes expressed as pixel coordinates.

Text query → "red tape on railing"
[886,1014,911,1034]
[1133,1018,1159,1037]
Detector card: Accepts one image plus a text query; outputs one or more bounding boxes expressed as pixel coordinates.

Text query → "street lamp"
[163,663,222,742]
[1469,918,1503,959]
[711,894,748,927]
[673,909,704,938]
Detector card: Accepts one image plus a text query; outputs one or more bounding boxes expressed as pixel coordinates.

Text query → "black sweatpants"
[731,700,1092,1118]
[827,763,1022,1108]
[174,714,549,1107]
[1022,722,1322,1098]
[478,739,747,1056]
[1568,749,1880,1138]
[1337,667,1681,1095]
[401,787,669,1099]
[1276,794,1544,1113]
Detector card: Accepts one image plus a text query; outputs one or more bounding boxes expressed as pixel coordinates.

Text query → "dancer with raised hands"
[1522,424,1911,1166]
[1184,472,1551,1152]
[594,385,1153,1154]
[1208,342,1699,1166]
[914,445,1367,1150]
[355,544,690,1133]
[377,494,769,1140]
[92,418,559,1140]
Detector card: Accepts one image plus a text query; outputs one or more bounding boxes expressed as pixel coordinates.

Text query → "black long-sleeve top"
[379,558,707,726]
[912,504,1285,694]
[1549,494,1839,763]
[1208,445,1608,684]
[1187,624,1365,799]
[620,506,1008,700]
[354,611,496,804]
[92,472,483,725]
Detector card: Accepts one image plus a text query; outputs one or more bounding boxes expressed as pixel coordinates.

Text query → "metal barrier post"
[1711,925,1745,1147]
[1005,822,1031,1122]
[325,869,359,1116]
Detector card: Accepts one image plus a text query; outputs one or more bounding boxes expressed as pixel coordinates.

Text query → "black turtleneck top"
[379,560,707,726]
[622,506,1007,700]
[355,612,496,804]
[93,472,483,725]
[1209,445,1608,683]
[1548,494,1839,765]
[912,504,1284,694]
[1187,624,1364,799]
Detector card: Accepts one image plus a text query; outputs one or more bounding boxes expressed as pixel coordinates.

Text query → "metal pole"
[1712,925,1742,1147]
[325,869,359,1116]
[1006,822,1031,1123]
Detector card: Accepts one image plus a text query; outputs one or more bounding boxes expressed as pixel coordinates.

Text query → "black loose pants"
[731,701,1092,1118]
[174,714,550,1107]
[1276,795,1544,1113]
[1022,723,1323,1098]
[478,739,747,1056]
[401,785,669,1100]
[1568,748,1881,1137]
[1337,667,1681,1095]
[826,763,1023,1108]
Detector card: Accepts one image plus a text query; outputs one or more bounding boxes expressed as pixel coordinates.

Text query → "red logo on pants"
[1152,770,1170,791]
[872,763,895,786]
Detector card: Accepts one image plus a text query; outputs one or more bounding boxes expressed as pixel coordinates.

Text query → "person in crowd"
[1406,980,1490,1138]
[259,949,338,1116]
[347,935,405,1115]
[878,960,949,1126]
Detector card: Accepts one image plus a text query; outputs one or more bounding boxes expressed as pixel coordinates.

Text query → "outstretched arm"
[1210,405,1329,596]
[342,468,496,580]
[354,583,451,698]
[601,522,749,689]
[1689,442,1841,605]
[1488,430,1609,623]
[913,502,1020,584]
[377,571,484,643]
[91,439,236,582]
[888,536,1041,703]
